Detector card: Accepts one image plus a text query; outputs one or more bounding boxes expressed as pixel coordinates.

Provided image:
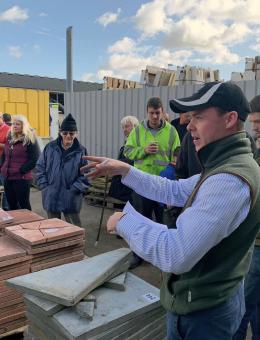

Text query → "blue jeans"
[234,246,260,340]
[167,283,245,340]
[0,173,9,210]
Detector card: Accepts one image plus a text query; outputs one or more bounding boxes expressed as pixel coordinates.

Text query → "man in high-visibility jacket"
[124,97,180,267]
[124,97,180,179]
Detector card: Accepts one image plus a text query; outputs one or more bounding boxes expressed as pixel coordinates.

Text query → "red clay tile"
[5,219,84,246]
[0,236,26,261]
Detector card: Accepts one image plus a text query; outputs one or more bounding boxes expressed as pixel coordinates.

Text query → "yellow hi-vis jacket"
[124,120,180,175]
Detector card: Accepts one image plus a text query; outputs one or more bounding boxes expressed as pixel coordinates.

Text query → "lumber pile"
[231,56,260,81]
[103,76,143,90]
[5,218,85,272]
[0,236,30,336]
[0,209,44,235]
[6,248,166,340]
[140,65,220,87]
[86,177,126,208]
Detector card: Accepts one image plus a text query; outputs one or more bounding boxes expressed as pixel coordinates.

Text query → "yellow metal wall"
[0,87,49,137]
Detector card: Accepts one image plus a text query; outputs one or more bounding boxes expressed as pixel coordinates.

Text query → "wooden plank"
[0,325,27,339]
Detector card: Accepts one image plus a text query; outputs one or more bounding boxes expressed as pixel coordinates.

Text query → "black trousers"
[131,191,164,223]
[47,211,82,227]
[4,179,31,210]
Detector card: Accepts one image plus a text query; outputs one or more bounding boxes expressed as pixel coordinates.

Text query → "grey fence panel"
[96,91,102,155]
[65,81,260,158]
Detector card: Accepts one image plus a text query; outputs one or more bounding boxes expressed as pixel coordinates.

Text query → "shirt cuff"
[122,166,142,187]
[116,212,140,241]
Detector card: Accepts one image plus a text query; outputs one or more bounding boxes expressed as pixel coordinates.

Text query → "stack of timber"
[140,65,220,87]
[0,209,44,236]
[86,177,126,209]
[0,236,31,337]
[103,76,143,90]
[6,248,166,340]
[5,218,85,272]
[231,55,260,81]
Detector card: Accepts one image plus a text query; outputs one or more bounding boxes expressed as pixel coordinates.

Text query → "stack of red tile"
[5,218,85,272]
[0,236,30,335]
[0,209,44,235]
[0,209,14,235]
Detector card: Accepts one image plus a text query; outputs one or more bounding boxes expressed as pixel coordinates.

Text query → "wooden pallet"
[85,194,126,209]
[85,178,126,209]
[0,325,27,339]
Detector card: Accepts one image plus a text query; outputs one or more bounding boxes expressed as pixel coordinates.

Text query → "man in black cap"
[234,94,260,340]
[82,81,260,339]
[36,114,90,226]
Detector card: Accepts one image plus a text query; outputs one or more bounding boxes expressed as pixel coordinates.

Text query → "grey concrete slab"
[26,325,50,340]
[104,261,129,281]
[75,301,95,320]
[82,293,96,301]
[52,273,161,340]
[113,314,165,340]
[26,311,65,340]
[140,322,166,340]
[24,294,64,316]
[92,308,164,340]
[7,248,131,306]
[150,331,167,340]
[82,293,97,309]
[103,272,127,291]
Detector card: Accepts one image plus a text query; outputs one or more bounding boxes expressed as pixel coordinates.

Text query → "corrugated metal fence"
[65,80,260,158]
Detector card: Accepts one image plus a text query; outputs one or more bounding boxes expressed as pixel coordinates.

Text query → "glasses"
[61,131,77,136]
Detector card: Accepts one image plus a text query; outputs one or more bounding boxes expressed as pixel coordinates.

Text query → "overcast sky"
[0,0,259,83]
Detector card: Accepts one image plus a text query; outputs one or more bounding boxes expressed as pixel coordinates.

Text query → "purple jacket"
[1,139,38,180]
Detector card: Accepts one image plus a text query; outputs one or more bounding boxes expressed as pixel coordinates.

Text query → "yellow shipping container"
[0,87,49,137]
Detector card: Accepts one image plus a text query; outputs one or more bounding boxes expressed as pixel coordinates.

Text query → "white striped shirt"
[117,167,251,274]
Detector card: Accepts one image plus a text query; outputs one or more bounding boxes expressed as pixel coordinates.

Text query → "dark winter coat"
[108,144,133,202]
[0,135,38,180]
[36,136,89,213]
[175,132,202,179]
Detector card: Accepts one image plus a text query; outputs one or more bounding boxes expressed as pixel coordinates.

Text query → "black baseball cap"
[169,81,251,121]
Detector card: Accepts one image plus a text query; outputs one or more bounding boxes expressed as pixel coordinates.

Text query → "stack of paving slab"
[0,209,14,235]
[0,235,31,336]
[7,248,166,340]
[5,218,85,272]
[0,209,44,236]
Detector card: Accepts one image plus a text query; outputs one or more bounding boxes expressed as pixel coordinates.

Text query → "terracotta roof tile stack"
[0,236,31,336]
[0,209,44,236]
[5,218,85,272]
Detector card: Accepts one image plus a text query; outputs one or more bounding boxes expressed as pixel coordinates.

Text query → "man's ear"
[226,111,238,129]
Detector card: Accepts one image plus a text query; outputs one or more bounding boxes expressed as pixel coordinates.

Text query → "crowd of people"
[0,80,259,339]
[81,82,260,340]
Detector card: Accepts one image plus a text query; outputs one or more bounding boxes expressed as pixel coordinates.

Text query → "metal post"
[66,26,73,94]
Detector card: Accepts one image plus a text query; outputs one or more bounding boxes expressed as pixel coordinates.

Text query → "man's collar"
[146,119,164,130]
